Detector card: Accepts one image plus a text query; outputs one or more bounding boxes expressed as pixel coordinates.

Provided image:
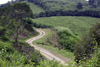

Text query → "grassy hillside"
[32,16,100,36]
[28,2,45,14]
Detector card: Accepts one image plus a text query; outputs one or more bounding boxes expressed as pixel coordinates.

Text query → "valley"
[0,0,100,67]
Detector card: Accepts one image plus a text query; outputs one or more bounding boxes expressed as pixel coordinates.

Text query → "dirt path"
[25,29,68,66]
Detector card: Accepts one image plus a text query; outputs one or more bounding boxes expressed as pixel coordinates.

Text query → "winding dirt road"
[25,29,68,66]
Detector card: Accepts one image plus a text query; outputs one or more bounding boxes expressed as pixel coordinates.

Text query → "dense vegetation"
[27,0,100,18]
[73,23,100,67]
[57,28,80,52]
[0,2,46,67]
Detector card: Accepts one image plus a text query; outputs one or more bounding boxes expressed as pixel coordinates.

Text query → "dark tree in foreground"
[74,23,100,64]
[0,3,33,45]
[12,3,33,44]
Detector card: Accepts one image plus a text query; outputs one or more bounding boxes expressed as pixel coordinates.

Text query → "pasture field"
[28,2,45,14]
[32,16,100,36]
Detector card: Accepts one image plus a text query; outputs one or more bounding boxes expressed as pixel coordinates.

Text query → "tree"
[12,3,33,44]
[97,0,100,5]
[76,3,83,9]
[0,3,33,44]
[28,0,34,2]
[74,23,100,64]
[89,0,95,5]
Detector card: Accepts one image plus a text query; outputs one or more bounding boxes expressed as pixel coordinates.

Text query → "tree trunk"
[15,21,19,45]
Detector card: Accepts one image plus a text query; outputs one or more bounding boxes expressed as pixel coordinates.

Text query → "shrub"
[37,60,66,67]
[58,30,80,52]
[74,23,100,64]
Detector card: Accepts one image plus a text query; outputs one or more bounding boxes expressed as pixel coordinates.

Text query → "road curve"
[25,29,68,66]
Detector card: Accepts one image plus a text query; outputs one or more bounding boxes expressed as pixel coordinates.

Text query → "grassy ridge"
[32,16,100,36]
[28,2,45,14]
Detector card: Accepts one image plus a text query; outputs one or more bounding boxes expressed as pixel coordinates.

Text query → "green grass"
[28,2,45,14]
[33,28,75,61]
[32,16,100,36]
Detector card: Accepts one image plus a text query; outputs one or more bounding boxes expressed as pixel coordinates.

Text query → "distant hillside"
[1,0,100,18]
[26,0,100,18]
[32,16,100,36]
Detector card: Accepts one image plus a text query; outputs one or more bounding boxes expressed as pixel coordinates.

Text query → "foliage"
[37,60,66,67]
[1,0,100,18]
[90,23,100,47]
[23,18,34,31]
[33,10,100,18]
[34,22,53,28]
[0,2,34,44]
[0,40,44,67]
[74,23,100,64]
[0,2,44,67]
[74,34,95,63]
[79,48,100,67]
[89,0,95,5]
[89,0,100,5]
[77,3,83,9]
[0,26,6,37]
[58,29,80,52]
[25,0,100,18]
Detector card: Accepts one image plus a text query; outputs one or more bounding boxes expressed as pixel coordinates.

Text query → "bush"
[80,48,100,67]
[1,36,10,41]
[23,18,34,31]
[58,30,80,52]
[37,60,66,67]
[74,23,100,64]
[0,42,15,53]
[76,3,83,9]
[34,22,53,28]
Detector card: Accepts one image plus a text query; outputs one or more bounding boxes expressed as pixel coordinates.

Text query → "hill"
[28,2,45,14]
[1,0,100,18]
[32,16,100,36]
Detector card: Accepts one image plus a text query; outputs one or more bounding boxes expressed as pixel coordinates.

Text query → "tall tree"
[0,3,33,44]
[76,3,83,9]
[12,3,33,44]
[89,0,95,5]
[97,0,100,5]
